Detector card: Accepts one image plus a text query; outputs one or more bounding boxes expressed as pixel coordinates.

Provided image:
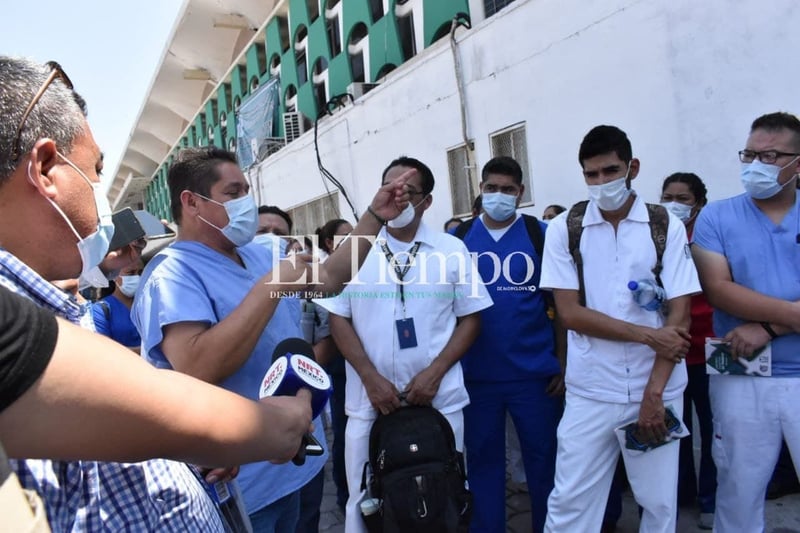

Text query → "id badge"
[210,481,232,504]
[396,317,418,349]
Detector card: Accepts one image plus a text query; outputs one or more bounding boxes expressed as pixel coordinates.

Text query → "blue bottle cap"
[627,280,638,290]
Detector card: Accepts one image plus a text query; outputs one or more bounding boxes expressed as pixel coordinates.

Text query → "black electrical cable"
[314,92,359,221]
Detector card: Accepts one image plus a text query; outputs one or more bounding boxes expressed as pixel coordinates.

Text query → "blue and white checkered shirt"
[0,249,225,532]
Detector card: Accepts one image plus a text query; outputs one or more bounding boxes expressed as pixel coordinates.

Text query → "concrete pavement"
[315,425,800,532]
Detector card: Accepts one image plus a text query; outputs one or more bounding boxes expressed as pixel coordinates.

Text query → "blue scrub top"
[694,193,800,376]
[133,240,327,513]
[91,294,140,348]
[460,217,560,381]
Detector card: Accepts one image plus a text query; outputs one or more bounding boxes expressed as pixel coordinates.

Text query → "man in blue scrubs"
[693,111,800,532]
[459,156,565,532]
[132,146,410,532]
[91,259,143,351]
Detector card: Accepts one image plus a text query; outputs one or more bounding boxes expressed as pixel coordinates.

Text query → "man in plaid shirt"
[0,56,227,532]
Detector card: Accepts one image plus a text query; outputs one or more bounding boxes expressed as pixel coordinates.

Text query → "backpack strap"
[98,300,111,321]
[567,201,670,307]
[520,214,545,260]
[566,201,590,306]
[453,217,475,240]
[644,203,669,289]
[455,214,544,261]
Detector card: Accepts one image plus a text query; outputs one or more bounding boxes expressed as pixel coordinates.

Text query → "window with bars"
[287,193,340,237]
[489,123,532,203]
[484,0,516,18]
[447,144,477,216]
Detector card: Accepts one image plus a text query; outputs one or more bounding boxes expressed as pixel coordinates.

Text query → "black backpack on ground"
[361,405,471,533]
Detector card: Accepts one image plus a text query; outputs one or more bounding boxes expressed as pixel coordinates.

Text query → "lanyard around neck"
[379,240,421,314]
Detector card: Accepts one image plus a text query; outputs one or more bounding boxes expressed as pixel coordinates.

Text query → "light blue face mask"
[252,232,289,258]
[30,154,115,288]
[482,192,518,222]
[118,275,141,297]
[740,158,799,199]
[195,193,258,247]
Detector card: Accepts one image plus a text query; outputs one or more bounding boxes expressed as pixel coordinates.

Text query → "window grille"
[490,123,532,203]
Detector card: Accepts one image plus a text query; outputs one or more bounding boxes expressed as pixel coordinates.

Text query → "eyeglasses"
[738,149,800,165]
[406,188,427,197]
[11,61,74,162]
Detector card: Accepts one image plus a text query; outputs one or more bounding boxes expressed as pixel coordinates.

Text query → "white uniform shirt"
[540,195,700,403]
[316,222,493,418]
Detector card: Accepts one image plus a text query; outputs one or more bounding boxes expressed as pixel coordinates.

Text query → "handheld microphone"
[260,338,331,464]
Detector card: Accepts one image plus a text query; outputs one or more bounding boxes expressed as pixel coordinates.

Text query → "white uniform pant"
[343,410,464,533]
[710,375,800,533]
[545,392,682,533]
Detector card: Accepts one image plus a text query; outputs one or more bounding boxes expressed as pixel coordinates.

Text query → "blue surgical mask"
[588,168,632,212]
[118,275,140,298]
[661,201,694,223]
[196,193,258,247]
[481,192,518,222]
[30,155,115,288]
[252,232,288,258]
[740,158,799,200]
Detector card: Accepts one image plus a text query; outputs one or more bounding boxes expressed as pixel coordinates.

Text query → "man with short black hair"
[133,146,411,531]
[692,111,800,532]
[91,259,144,351]
[319,156,492,533]
[0,56,226,531]
[541,125,699,532]
[257,204,293,236]
[458,156,564,532]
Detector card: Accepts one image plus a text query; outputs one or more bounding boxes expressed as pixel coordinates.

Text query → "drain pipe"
[450,16,475,190]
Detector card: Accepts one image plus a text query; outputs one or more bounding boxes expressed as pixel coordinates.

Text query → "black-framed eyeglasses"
[738,149,800,165]
[406,188,427,197]
[11,61,74,162]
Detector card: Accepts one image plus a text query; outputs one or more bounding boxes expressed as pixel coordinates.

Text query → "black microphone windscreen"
[271,337,315,362]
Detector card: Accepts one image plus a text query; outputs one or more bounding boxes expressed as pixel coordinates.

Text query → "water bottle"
[360,497,383,533]
[628,279,666,311]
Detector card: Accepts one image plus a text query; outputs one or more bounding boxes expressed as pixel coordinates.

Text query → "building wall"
[245,0,800,231]
[145,0,471,219]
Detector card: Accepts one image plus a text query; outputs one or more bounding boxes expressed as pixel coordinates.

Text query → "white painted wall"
[252,0,800,231]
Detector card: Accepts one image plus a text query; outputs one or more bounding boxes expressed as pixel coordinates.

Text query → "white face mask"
[195,193,258,247]
[29,155,115,288]
[387,196,427,229]
[118,275,140,297]
[587,166,632,211]
[661,201,695,223]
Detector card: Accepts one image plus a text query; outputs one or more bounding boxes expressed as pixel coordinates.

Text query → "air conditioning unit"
[259,137,286,159]
[347,82,380,100]
[283,112,306,143]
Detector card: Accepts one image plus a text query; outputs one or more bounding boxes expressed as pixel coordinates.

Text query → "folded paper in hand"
[705,337,771,376]
[615,404,689,456]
